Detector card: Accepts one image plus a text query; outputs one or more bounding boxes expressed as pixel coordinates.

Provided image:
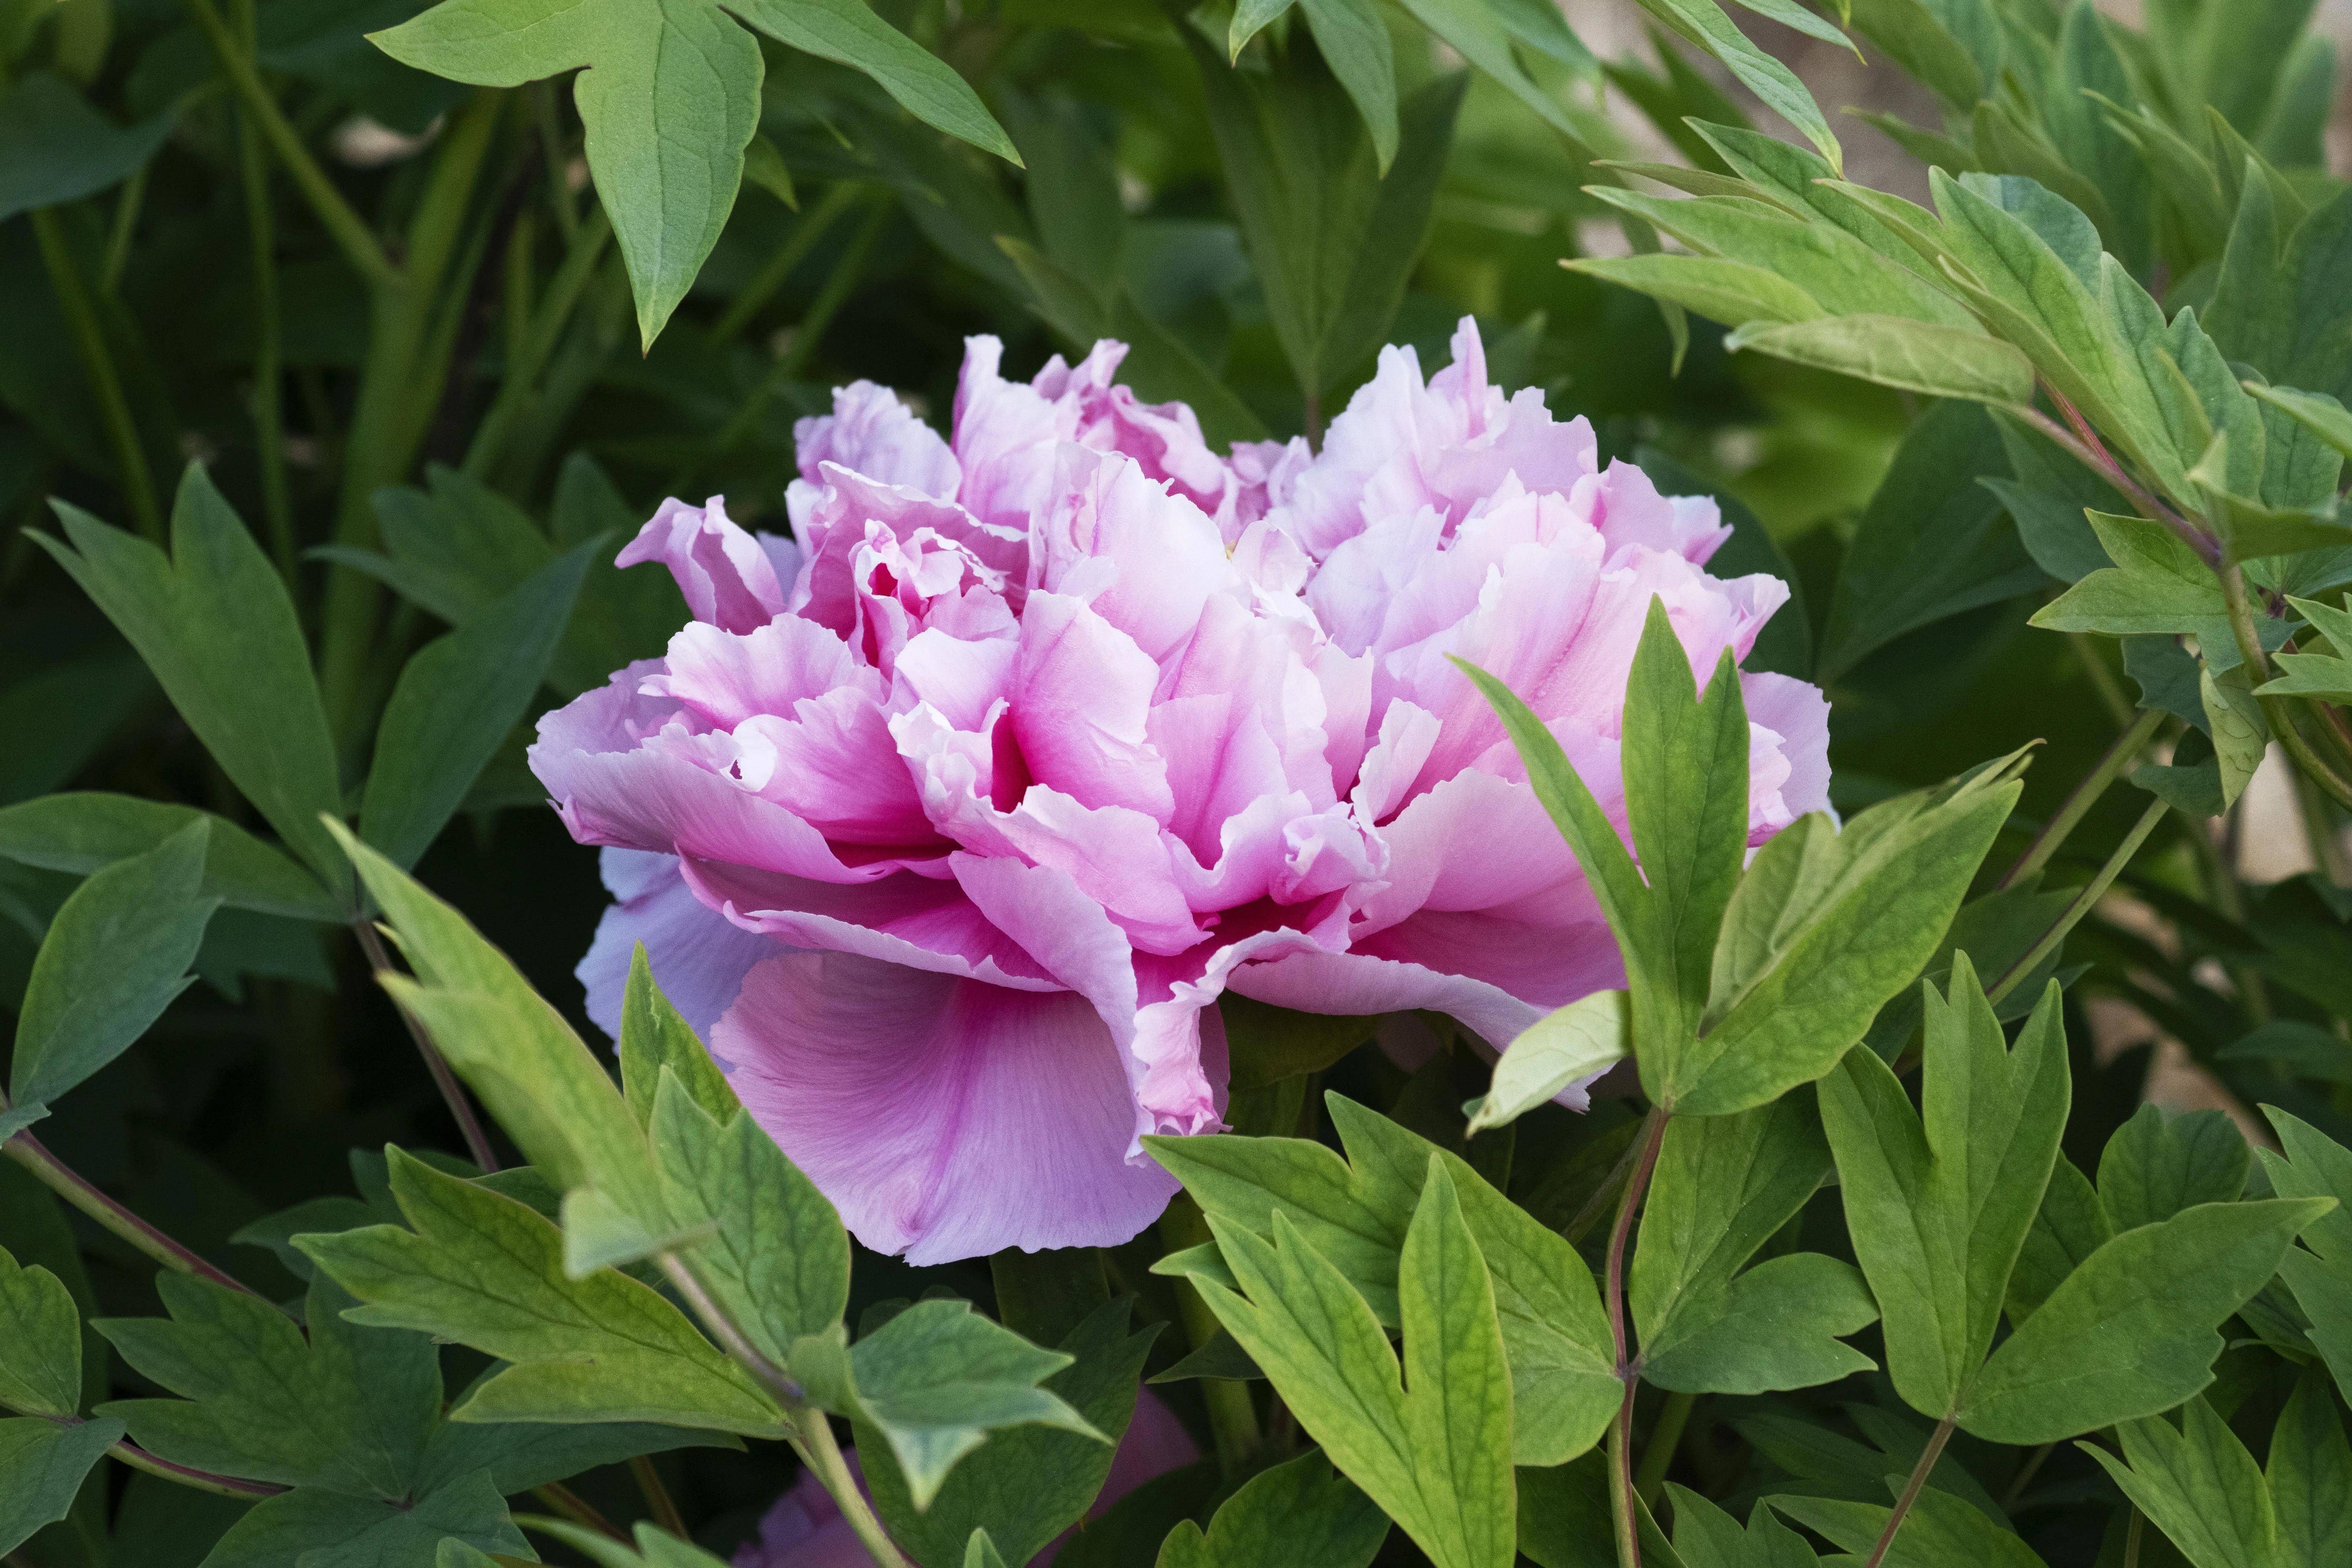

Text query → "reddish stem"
[1604,1107,1671,1568]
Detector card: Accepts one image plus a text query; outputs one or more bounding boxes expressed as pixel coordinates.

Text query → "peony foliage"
[4,1,2352,1567]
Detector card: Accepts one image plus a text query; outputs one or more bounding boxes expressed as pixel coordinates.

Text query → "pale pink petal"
[651,617,867,730]
[717,953,1179,1263]
[1009,594,1173,820]
[615,497,787,634]
[792,380,960,498]
[574,849,776,1047]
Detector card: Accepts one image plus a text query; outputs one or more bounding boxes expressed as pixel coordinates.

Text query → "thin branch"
[2219,558,2352,811]
[655,1253,805,1407]
[2035,388,2216,562]
[106,1435,285,1499]
[1605,1107,1670,1568]
[1999,707,2166,889]
[351,920,500,1172]
[30,208,162,542]
[533,1481,624,1541]
[792,1405,915,1568]
[629,1454,688,1537]
[3,1130,269,1302]
[177,0,401,292]
[1864,1416,1956,1568]
[1987,796,2170,1007]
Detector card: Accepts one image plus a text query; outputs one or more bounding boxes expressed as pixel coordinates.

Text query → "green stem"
[461,204,613,480]
[1999,707,2165,890]
[2220,556,2352,811]
[1987,796,2170,1007]
[178,0,400,291]
[629,1454,688,1537]
[2,1128,265,1301]
[533,1483,623,1541]
[1634,1390,1694,1505]
[32,207,162,541]
[316,90,504,741]
[232,0,293,580]
[2293,765,2350,887]
[106,1435,283,1499]
[1605,1107,1670,1568]
[1160,1197,1261,1474]
[101,165,147,294]
[794,1407,915,1568]
[2000,1441,2054,1512]
[529,79,578,240]
[352,920,499,1173]
[707,182,859,348]
[1864,1416,1956,1568]
[2067,632,2137,729]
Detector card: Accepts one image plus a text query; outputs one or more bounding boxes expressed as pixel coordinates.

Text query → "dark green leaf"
[0,73,172,222]
[10,820,218,1115]
[0,1416,124,1557]
[361,541,594,870]
[35,469,346,888]
[1155,1451,1388,1568]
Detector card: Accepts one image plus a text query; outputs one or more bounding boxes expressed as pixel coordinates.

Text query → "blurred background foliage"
[5,0,2352,1560]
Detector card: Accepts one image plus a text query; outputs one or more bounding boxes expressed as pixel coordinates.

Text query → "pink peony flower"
[534,320,1830,1264]
[731,1389,1200,1566]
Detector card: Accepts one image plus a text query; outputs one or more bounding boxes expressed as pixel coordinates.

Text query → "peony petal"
[575,849,777,1048]
[615,497,788,634]
[792,380,960,499]
[717,952,1179,1262]
[1010,593,1173,820]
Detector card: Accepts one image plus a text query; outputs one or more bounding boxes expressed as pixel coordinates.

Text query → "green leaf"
[1149,1093,1619,1466]
[97,1275,437,1496]
[1185,1159,1515,1568]
[2096,1106,2251,1232]
[294,1148,782,1436]
[0,1416,124,1557]
[1818,401,2046,681]
[1589,189,1974,328]
[2083,1397,2282,1568]
[1724,315,2035,406]
[34,469,345,888]
[1687,762,2025,1117]
[1155,1451,1389,1568]
[725,0,1017,165]
[2256,1108,2352,1400]
[328,822,661,1221]
[1985,409,2125,582]
[1629,0,1838,170]
[201,1469,525,1568]
[2259,592,2352,703]
[1468,990,1629,1134]
[1636,1252,1878,1395]
[620,946,739,1131]
[10,820,219,1114]
[2003,1155,2112,1324]
[520,1518,735,1568]
[864,1301,1159,1568]
[1190,38,1463,401]
[0,72,172,223]
[650,1070,848,1368]
[1632,1096,1875,1394]
[802,1298,1101,1510]
[963,1531,1009,1568]
[0,1245,84,1419]
[1220,995,1379,1092]
[1564,253,1824,330]
[1299,0,1398,173]
[1820,958,2070,1420]
[375,0,1011,344]
[2200,660,2271,808]
[0,794,336,923]
[2030,512,2246,664]
[1767,1486,2037,1568]
[1840,0,1995,109]
[361,541,595,871]
[1384,0,1578,141]
[1959,1195,2334,1442]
